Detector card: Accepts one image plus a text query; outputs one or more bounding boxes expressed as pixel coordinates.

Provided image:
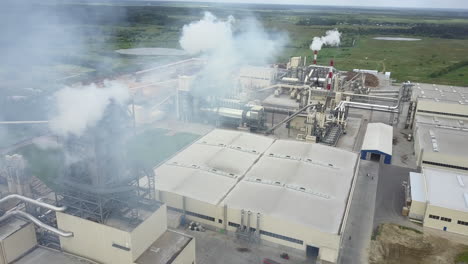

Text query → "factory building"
[154,129,359,264]
[407,83,468,129]
[360,123,393,164]
[408,168,468,236]
[413,121,468,172]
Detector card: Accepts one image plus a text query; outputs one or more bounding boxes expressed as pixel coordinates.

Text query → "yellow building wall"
[409,200,426,221]
[171,237,196,264]
[424,205,468,236]
[225,207,340,256]
[57,212,133,264]
[422,151,468,172]
[417,101,468,118]
[130,204,168,261]
[1,223,37,263]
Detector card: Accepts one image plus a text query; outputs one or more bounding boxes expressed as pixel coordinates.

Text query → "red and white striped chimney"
[313,50,318,65]
[327,60,334,90]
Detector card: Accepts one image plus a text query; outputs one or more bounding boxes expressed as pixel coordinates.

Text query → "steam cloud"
[310,29,342,51]
[179,12,288,95]
[49,81,130,137]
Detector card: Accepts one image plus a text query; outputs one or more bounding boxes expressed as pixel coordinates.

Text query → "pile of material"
[369,224,468,264]
[346,72,380,87]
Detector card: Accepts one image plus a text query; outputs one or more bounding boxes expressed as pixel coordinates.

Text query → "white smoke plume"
[179,12,288,95]
[49,81,130,137]
[180,12,235,55]
[310,29,342,51]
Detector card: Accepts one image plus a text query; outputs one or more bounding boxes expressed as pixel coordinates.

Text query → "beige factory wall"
[226,207,340,258]
[422,152,468,172]
[158,191,225,229]
[424,205,468,236]
[1,223,36,263]
[130,204,168,261]
[171,236,196,264]
[417,101,468,119]
[409,200,427,221]
[184,197,224,228]
[159,190,184,209]
[57,212,133,264]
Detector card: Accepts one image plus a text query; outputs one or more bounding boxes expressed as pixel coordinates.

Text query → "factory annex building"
[154,129,359,264]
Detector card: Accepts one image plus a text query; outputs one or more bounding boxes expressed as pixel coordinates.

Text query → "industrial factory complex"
[1,18,468,264]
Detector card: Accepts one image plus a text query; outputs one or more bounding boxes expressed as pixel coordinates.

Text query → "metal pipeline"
[336,100,400,113]
[0,194,66,212]
[341,93,398,102]
[0,210,73,237]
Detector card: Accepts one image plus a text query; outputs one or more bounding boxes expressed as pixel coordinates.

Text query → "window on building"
[218,219,223,224]
[228,222,240,228]
[458,220,468,226]
[185,211,215,222]
[441,217,452,222]
[259,230,303,245]
[429,214,440,220]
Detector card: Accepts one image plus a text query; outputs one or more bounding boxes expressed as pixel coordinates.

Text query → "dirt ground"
[369,224,468,264]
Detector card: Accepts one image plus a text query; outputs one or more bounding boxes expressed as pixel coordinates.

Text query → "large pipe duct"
[247,211,251,233]
[0,194,66,212]
[0,210,73,237]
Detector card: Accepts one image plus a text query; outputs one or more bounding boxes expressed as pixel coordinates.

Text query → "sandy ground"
[369,224,468,264]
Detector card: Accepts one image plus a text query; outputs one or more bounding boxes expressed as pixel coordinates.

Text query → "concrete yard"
[178,228,311,264]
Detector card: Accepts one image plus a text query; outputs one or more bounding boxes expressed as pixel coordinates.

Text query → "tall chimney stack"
[313,50,318,65]
[327,67,333,90]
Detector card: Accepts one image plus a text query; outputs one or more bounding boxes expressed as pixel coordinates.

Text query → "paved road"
[339,160,380,264]
[374,164,420,229]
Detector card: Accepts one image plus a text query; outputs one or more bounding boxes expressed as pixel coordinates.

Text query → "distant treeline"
[297,18,468,39]
[429,60,468,78]
[338,24,468,39]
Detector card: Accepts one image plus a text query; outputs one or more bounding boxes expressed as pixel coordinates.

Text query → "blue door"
[443,226,447,231]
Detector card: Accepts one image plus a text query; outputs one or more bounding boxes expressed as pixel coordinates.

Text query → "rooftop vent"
[457,175,465,187]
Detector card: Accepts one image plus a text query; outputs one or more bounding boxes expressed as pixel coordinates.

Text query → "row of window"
[417,110,468,119]
[429,215,468,227]
[170,208,302,245]
[429,214,452,222]
[422,161,468,171]
[228,222,303,245]
[167,206,216,222]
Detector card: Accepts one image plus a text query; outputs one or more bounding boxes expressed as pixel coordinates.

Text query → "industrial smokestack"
[330,60,334,67]
[313,50,318,65]
[327,67,333,90]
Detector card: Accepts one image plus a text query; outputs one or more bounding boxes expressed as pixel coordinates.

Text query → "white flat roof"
[423,167,468,212]
[411,83,468,104]
[415,123,468,158]
[155,129,359,234]
[361,122,393,155]
[155,129,275,204]
[410,172,426,203]
[223,140,358,234]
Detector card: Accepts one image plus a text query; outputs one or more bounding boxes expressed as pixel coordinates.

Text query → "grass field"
[2,3,468,88]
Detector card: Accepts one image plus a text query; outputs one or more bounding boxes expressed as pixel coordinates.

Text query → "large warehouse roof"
[155,129,275,204]
[223,140,358,234]
[415,123,468,158]
[361,122,393,155]
[155,129,358,234]
[411,83,468,104]
[420,167,468,212]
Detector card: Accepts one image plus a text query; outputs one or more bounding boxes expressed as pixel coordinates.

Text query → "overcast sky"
[162,0,468,9]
